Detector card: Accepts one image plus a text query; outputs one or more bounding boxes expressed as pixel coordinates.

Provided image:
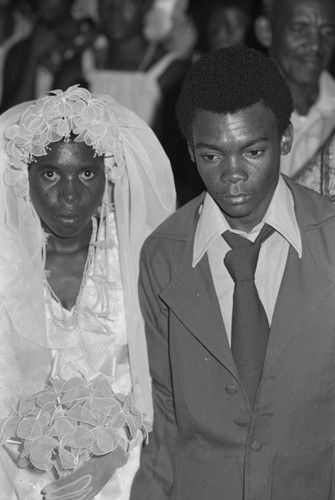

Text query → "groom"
[131,46,335,500]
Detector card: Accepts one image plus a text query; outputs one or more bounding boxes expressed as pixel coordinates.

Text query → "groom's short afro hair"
[176,46,293,139]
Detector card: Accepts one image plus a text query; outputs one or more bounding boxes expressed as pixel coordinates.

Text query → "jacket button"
[234,417,249,427]
[250,440,263,451]
[225,384,238,394]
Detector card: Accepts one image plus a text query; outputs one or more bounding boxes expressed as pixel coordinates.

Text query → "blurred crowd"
[1,0,335,205]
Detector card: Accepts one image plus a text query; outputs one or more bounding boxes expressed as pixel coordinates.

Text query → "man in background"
[255,0,335,177]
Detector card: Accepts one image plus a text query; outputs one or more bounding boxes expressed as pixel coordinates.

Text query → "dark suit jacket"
[131,177,335,500]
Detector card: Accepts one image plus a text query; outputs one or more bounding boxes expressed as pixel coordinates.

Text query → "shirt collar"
[192,175,302,267]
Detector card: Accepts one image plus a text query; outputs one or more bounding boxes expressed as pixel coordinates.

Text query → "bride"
[0,85,175,499]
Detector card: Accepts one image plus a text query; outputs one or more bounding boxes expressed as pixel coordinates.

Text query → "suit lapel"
[160,242,238,379]
[159,180,335,387]
[263,216,335,375]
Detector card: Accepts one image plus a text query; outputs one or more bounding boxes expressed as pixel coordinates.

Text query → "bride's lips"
[53,212,84,223]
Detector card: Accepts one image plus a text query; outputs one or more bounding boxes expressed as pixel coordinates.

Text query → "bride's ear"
[254,16,273,48]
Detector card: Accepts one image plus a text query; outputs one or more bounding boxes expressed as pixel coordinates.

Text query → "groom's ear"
[280,122,294,156]
[187,141,196,163]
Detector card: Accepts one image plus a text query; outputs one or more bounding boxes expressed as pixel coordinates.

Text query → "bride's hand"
[41,445,128,500]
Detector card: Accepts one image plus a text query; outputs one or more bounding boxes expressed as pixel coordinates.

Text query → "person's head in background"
[97,0,154,43]
[204,0,252,50]
[255,0,335,115]
[0,0,34,42]
[30,0,76,26]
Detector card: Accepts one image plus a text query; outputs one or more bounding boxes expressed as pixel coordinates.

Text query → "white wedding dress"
[0,213,141,500]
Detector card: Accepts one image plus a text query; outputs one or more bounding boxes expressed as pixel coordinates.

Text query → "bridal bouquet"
[0,374,149,478]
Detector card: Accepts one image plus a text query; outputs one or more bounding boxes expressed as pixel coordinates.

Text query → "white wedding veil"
[0,87,176,422]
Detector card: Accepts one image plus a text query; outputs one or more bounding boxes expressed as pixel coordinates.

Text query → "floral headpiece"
[5,85,126,197]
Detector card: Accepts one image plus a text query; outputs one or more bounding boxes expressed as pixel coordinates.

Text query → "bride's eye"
[43,170,59,181]
[79,170,95,181]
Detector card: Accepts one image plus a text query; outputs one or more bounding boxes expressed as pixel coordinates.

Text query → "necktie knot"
[224,243,260,283]
[223,224,274,283]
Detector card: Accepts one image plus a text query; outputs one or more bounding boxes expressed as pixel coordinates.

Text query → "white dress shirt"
[192,175,302,345]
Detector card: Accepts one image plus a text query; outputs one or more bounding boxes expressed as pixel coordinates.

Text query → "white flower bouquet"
[0,374,148,478]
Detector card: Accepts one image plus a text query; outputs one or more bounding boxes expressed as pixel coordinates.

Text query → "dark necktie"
[223,224,275,407]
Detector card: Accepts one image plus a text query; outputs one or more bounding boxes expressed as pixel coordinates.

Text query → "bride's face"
[28,139,105,240]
